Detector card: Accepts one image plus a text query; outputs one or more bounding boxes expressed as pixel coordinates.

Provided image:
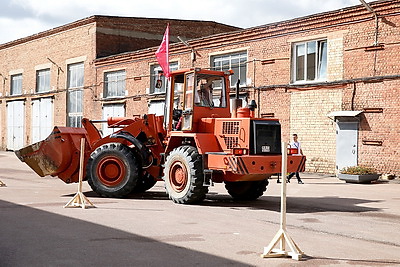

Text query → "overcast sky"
[0,0,369,44]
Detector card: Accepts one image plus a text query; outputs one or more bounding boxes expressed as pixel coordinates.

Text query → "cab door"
[181,72,195,131]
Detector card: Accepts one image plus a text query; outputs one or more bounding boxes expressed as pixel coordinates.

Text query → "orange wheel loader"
[15,68,306,204]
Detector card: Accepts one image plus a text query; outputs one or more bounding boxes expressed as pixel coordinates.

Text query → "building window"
[104,70,126,98]
[67,62,84,127]
[150,62,179,94]
[36,68,51,93]
[211,51,247,87]
[10,74,23,95]
[292,40,327,83]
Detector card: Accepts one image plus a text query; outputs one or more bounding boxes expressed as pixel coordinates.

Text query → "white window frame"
[292,39,327,83]
[67,62,84,127]
[211,51,247,87]
[10,74,23,95]
[104,70,126,98]
[36,68,51,93]
[150,62,179,94]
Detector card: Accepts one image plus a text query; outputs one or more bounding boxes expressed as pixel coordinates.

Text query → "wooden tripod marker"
[0,180,6,187]
[261,141,304,261]
[64,138,95,209]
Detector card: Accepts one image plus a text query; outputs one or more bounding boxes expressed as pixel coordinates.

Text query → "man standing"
[287,134,304,184]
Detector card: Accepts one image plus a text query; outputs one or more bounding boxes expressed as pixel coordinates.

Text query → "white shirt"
[290,141,302,156]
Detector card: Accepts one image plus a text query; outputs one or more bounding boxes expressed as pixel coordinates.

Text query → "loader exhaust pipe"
[232,79,242,118]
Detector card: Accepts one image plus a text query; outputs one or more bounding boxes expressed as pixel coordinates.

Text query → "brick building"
[94,0,400,175]
[1,0,399,175]
[0,16,239,150]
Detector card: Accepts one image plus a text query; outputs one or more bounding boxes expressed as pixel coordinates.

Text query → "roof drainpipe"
[359,0,379,46]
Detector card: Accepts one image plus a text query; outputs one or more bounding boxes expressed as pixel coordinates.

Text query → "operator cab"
[165,68,231,132]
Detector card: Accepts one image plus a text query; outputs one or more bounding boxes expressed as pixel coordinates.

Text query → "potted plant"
[338,166,380,184]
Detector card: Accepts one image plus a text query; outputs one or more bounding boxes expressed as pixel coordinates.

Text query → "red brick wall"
[0,23,97,149]
[344,16,400,78]
[351,81,400,174]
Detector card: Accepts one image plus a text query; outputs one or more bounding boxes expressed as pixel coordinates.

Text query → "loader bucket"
[15,126,89,183]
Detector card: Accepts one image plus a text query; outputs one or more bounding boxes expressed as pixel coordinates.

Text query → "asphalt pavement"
[1,151,400,266]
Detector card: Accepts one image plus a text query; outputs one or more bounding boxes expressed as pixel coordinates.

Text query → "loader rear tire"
[225,179,269,200]
[164,146,208,204]
[87,143,139,198]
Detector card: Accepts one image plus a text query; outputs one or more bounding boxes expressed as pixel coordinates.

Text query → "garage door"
[32,98,53,143]
[102,104,125,137]
[148,100,165,116]
[7,100,25,150]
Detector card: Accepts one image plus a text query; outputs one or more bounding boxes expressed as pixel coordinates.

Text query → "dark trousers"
[287,172,301,181]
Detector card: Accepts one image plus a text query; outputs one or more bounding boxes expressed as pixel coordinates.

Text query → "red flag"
[155,24,170,78]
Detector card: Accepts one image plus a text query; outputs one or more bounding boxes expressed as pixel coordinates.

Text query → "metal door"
[32,98,53,143]
[336,121,358,172]
[102,104,125,136]
[7,100,25,150]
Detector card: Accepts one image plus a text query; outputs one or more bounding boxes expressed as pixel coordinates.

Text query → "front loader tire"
[87,143,139,198]
[225,179,269,200]
[164,146,208,204]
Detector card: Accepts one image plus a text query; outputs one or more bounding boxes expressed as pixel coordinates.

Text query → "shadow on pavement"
[81,189,382,214]
[202,194,382,214]
[0,200,248,267]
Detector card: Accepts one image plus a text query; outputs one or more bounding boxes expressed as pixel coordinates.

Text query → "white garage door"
[32,98,53,144]
[148,100,165,116]
[102,104,125,137]
[7,100,25,150]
